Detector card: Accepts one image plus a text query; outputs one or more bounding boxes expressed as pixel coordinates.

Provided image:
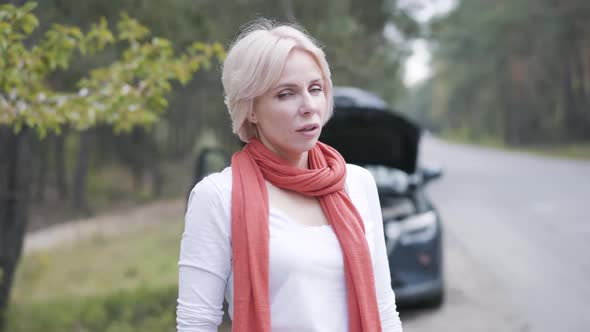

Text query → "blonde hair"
[221,19,334,142]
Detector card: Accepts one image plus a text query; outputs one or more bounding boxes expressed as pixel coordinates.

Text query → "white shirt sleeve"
[177,176,231,332]
[362,169,404,331]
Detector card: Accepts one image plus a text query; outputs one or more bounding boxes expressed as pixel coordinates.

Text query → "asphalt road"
[401,135,590,332]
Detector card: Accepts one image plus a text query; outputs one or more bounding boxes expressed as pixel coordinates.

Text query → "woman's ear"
[249,112,258,124]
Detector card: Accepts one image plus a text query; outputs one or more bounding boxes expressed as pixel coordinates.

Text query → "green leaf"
[21,2,37,13]
[21,13,38,34]
[1,2,222,138]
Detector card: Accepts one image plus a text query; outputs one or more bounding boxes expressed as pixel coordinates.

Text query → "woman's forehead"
[273,51,323,85]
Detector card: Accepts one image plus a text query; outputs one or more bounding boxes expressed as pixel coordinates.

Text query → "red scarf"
[231,139,382,332]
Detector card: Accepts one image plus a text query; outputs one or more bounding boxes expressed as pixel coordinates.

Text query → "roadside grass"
[6,220,185,332]
[524,142,590,160]
[441,132,590,160]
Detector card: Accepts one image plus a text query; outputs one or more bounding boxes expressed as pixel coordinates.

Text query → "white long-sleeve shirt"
[177,164,403,332]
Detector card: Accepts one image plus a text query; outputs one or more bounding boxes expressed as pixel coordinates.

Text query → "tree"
[426,0,590,145]
[0,2,224,326]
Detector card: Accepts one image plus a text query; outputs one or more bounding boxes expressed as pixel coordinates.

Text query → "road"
[401,135,590,332]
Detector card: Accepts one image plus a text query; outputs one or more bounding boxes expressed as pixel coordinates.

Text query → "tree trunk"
[0,126,32,329]
[499,69,518,145]
[562,58,580,141]
[54,133,67,199]
[34,138,48,202]
[72,130,91,212]
[572,41,590,138]
[151,163,164,198]
[281,0,296,22]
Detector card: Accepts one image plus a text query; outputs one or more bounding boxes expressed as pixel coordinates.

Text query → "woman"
[177,19,403,332]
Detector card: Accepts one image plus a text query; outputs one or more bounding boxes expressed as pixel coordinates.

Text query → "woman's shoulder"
[183,167,232,243]
[191,164,374,195]
[189,164,370,198]
[203,166,233,190]
[188,166,233,205]
[345,163,376,187]
[345,163,378,205]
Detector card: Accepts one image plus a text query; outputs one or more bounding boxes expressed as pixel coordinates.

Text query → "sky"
[399,0,458,86]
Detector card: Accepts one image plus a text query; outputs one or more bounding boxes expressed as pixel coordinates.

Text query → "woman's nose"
[299,91,319,116]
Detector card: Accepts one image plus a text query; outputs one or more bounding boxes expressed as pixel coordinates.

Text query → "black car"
[320,86,444,307]
[192,86,444,307]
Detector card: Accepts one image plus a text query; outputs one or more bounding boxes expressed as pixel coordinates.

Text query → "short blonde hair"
[221,19,334,142]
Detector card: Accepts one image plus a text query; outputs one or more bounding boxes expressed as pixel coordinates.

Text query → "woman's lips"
[296,124,320,137]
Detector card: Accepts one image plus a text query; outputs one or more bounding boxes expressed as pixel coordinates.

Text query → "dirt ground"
[24,198,185,254]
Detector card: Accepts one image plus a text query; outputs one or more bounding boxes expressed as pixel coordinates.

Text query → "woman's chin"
[299,137,319,152]
[279,140,317,160]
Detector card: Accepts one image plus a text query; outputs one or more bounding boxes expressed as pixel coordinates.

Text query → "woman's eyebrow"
[309,78,324,85]
[273,78,324,90]
[273,83,298,90]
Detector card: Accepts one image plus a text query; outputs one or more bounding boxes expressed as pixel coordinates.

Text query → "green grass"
[6,220,185,332]
[13,221,183,303]
[7,285,178,332]
[441,132,590,160]
[524,143,590,160]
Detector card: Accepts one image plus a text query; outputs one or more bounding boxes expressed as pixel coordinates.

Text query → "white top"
[177,164,403,332]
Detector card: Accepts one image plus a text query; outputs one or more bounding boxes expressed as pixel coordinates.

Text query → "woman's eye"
[278,91,293,99]
[309,85,323,93]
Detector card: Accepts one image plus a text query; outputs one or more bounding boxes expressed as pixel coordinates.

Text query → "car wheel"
[423,288,444,308]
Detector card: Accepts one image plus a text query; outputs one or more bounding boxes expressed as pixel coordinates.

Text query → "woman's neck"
[257,138,309,169]
[268,146,309,169]
[289,151,309,169]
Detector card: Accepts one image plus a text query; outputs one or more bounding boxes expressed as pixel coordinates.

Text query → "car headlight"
[384,210,438,249]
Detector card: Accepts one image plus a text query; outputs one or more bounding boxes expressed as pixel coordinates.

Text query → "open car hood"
[320,87,421,174]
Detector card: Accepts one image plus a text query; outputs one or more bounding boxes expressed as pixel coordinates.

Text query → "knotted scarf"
[231,138,382,332]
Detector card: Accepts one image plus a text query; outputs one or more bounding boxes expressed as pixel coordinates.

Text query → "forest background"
[8,0,590,229]
[1,0,589,331]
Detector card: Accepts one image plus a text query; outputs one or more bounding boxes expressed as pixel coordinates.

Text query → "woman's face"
[252,49,327,167]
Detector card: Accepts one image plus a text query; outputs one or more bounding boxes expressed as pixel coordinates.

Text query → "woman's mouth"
[296,123,320,137]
